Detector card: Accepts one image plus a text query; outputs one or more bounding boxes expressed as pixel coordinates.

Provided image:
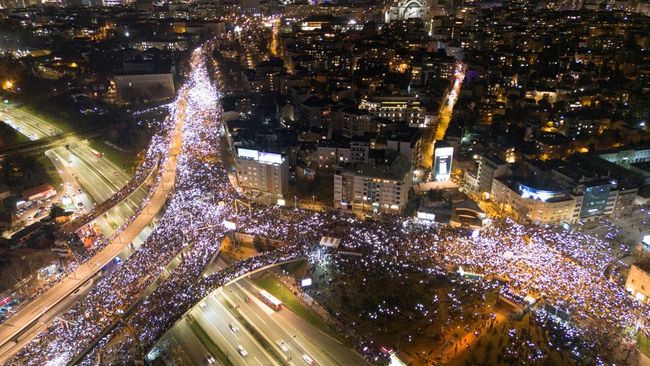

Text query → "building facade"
[235,148,289,197]
[114,72,175,102]
[626,262,650,304]
[476,155,508,196]
[334,153,412,213]
[359,96,429,127]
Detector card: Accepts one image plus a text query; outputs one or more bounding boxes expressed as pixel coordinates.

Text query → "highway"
[0,221,155,363]
[0,97,184,363]
[5,45,366,366]
[193,291,279,366]
[0,105,149,236]
[0,129,104,158]
[47,145,147,236]
[224,279,368,366]
[0,107,62,140]
[164,261,368,366]
[165,318,213,365]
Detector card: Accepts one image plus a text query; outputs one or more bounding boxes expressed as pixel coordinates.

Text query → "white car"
[237,345,248,357]
[205,355,216,364]
[277,340,289,352]
[199,301,206,308]
[229,323,240,333]
[302,354,315,365]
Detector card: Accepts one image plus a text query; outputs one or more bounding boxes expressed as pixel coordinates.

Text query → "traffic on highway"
[0,38,647,366]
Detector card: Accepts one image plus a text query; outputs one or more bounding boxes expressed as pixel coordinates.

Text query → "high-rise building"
[334,152,412,213]
[476,154,508,197]
[235,148,289,197]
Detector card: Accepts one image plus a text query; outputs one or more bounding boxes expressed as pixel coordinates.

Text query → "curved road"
[0,97,185,364]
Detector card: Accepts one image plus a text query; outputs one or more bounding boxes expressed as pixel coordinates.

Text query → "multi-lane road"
[2,53,365,366]
[162,274,368,366]
[193,291,279,366]
[0,104,148,236]
[225,279,367,366]
[0,102,183,363]
[0,106,62,140]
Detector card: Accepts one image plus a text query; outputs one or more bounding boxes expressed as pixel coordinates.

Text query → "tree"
[0,259,28,291]
[0,123,23,147]
[253,236,271,252]
[1,155,48,190]
[0,251,56,293]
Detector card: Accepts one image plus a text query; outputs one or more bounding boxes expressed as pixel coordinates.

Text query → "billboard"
[416,211,436,222]
[238,148,259,160]
[579,184,611,218]
[517,184,569,202]
[237,148,284,165]
[258,152,283,165]
[433,146,453,181]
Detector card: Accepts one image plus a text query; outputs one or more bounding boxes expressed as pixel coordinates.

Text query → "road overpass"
[0,101,185,364]
[0,128,104,159]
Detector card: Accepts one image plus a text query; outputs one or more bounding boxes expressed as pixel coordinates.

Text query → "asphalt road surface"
[0,105,148,236]
[0,103,183,363]
[224,279,368,366]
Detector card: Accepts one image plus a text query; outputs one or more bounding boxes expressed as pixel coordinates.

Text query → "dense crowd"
[60,108,173,237]
[6,47,204,366]
[8,40,650,366]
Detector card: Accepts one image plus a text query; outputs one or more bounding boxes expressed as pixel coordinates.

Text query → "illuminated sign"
[416,211,436,221]
[520,187,557,201]
[434,146,453,181]
[579,184,611,218]
[238,148,284,165]
[517,184,568,202]
[238,148,259,160]
[259,152,283,165]
[643,235,650,246]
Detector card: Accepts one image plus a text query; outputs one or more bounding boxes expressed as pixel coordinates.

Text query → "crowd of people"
[6,47,202,366]
[7,38,650,366]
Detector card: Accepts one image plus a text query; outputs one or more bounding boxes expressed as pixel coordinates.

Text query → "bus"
[259,290,282,311]
[90,149,103,158]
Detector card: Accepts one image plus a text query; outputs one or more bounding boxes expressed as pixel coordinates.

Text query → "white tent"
[319,236,341,248]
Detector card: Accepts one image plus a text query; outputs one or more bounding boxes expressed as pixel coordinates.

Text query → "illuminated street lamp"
[2,80,14,91]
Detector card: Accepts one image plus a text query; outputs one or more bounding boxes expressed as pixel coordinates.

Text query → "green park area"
[13,103,74,133]
[37,155,63,189]
[0,122,29,146]
[253,268,344,344]
[274,256,601,366]
[87,140,139,171]
[638,332,650,358]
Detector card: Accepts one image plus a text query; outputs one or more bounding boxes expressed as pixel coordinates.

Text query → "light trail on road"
[417,62,465,171]
[4,39,648,366]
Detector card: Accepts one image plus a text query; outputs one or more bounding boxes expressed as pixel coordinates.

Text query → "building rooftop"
[634,260,650,274]
[21,184,55,199]
[345,152,411,181]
